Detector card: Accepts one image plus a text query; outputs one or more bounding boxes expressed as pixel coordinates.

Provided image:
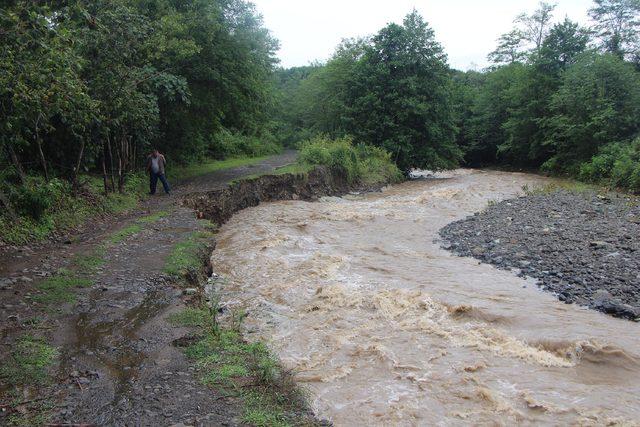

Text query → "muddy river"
[210,170,640,426]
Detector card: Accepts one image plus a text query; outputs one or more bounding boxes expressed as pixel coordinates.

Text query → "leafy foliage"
[298,136,402,185]
[1,0,280,243]
[273,11,461,171]
[453,2,640,191]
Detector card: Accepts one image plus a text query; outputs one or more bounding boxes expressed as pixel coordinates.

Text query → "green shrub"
[10,177,68,220]
[579,138,640,192]
[298,135,402,185]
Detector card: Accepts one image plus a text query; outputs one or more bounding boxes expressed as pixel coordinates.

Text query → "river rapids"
[210,170,640,426]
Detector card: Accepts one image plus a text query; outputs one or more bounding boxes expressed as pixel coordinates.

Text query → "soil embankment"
[183,166,358,225]
[440,190,640,320]
[1,153,380,426]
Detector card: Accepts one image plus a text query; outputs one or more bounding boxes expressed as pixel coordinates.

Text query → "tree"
[488,30,527,64]
[589,0,640,59]
[342,11,461,170]
[489,2,557,65]
[537,18,591,72]
[545,53,640,172]
[517,1,557,53]
[0,2,93,188]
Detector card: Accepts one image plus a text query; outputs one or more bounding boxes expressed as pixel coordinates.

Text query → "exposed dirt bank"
[440,190,640,320]
[183,166,366,226]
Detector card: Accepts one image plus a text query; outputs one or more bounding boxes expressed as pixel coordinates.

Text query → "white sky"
[251,0,594,70]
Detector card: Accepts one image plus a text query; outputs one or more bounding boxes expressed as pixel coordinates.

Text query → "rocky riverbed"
[440,190,640,320]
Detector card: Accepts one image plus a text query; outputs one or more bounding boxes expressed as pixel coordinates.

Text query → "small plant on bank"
[164,230,215,277]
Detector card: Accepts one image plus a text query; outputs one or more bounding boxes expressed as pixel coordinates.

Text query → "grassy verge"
[298,136,403,186]
[0,335,58,426]
[232,163,315,183]
[167,231,317,426]
[164,229,216,277]
[1,153,274,246]
[33,211,160,307]
[234,136,403,188]
[170,305,315,427]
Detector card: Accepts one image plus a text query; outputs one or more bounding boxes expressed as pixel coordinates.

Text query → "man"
[146,149,170,195]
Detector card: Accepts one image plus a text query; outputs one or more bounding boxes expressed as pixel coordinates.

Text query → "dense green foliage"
[274,12,461,171]
[271,2,640,191]
[449,1,640,191]
[298,136,402,185]
[0,0,279,193]
[1,0,283,242]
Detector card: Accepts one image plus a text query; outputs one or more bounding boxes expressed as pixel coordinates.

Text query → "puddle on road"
[211,169,640,425]
[62,289,169,398]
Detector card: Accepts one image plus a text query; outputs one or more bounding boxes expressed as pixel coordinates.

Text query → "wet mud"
[1,152,300,426]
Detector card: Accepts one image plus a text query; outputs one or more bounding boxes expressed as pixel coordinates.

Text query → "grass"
[33,216,148,306]
[173,156,271,181]
[166,230,315,426]
[0,335,58,387]
[0,336,58,426]
[1,152,273,246]
[109,224,143,244]
[233,163,315,183]
[34,270,92,304]
[177,316,313,426]
[164,231,214,277]
[169,307,210,328]
[298,136,403,186]
[136,210,169,224]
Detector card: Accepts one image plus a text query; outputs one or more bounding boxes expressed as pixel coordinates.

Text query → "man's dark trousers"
[150,171,170,194]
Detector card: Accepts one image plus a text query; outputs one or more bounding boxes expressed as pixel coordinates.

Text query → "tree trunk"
[35,136,49,182]
[72,139,85,196]
[106,134,116,192]
[6,145,26,185]
[0,189,18,221]
[102,141,109,196]
[116,134,124,193]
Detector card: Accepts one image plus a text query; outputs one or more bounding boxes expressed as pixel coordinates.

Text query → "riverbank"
[440,187,640,320]
[0,150,394,426]
[206,169,640,425]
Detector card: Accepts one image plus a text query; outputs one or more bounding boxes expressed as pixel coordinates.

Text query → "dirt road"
[0,151,297,426]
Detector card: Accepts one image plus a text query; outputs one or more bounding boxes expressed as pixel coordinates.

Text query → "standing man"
[146,148,171,195]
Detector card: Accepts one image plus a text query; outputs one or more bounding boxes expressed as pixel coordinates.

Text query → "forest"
[2,0,640,241]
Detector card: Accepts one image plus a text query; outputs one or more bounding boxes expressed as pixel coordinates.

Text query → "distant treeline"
[275,1,640,191]
[3,0,640,202]
[1,0,279,198]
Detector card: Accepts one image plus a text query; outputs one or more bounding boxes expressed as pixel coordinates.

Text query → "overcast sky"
[251,0,594,70]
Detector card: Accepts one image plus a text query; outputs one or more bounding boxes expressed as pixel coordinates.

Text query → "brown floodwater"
[210,170,640,426]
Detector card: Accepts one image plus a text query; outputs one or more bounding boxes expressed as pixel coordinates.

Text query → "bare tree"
[589,0,640,59]
[488,2,557,65]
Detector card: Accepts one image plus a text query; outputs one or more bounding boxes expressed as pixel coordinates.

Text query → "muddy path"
[0,151,297,426]
[210,169,640,425]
